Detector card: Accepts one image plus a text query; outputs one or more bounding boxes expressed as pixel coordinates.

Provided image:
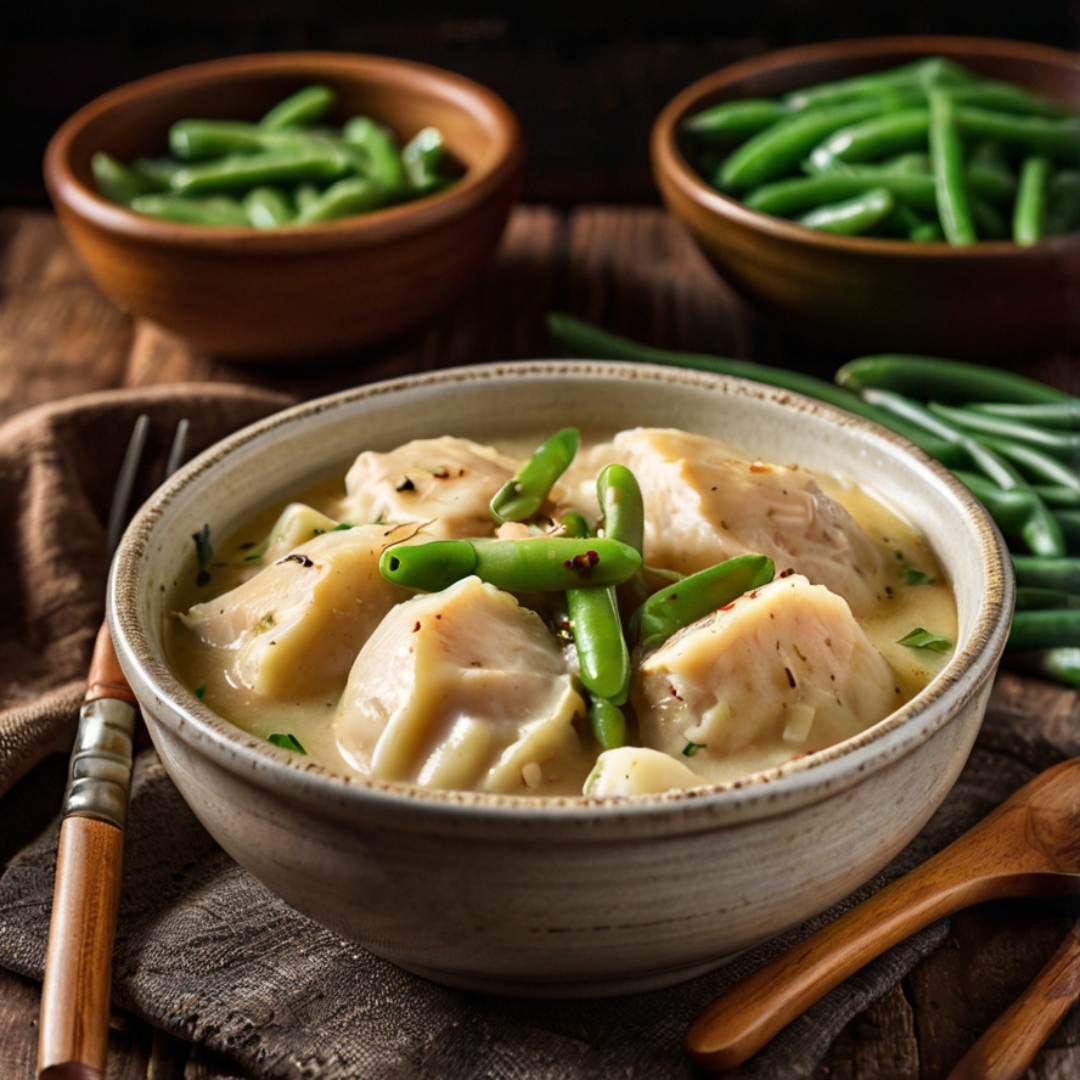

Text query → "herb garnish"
[897,628,953,653]
[268,733,307,754]
[682,740,707,757]
[192,524,213,586]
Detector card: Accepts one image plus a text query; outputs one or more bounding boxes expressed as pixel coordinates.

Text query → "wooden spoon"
[945,917,1080,1080]
[684,756,1080,1073]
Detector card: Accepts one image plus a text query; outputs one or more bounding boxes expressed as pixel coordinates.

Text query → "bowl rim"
[650,33,1080,258]
[109,359,1014,828]
[43,50,526,253]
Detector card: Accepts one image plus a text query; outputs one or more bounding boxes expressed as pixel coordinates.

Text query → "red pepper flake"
[779,568,795,578]
[563,549,600,576]
[784,667,796,688]
[669,685,684,702]
[412,621,422,632]
[432,467,451,480]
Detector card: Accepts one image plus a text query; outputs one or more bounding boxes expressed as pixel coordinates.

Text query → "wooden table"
[3,204,1080,1079]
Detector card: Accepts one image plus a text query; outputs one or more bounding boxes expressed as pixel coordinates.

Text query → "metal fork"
[37,414,188,1080]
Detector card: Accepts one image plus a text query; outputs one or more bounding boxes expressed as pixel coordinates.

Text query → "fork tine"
[163,418,190,481]
[105,414,150,558]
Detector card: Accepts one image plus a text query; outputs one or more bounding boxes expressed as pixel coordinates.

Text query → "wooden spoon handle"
[945,920,1080,1080]
[37,816,124,1080]
[685,841,1004,1072]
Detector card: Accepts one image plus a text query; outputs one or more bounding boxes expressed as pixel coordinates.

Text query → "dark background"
[3,1,1079,208]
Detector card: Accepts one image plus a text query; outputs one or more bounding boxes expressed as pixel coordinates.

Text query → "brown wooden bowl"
[44,52,525,361]
[650,36,1080,359]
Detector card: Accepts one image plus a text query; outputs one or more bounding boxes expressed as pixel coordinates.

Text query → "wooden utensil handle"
[684,841,1009,1072]
[37,816,125,1080]
[945,920,1080,1080]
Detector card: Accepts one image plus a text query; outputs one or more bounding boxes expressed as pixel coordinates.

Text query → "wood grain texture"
[1,204,1080,1079]
[38,817,124,1079]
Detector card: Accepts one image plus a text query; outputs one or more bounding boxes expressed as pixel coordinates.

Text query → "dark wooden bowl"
[650,36,1080,359]
[44,52,525,361]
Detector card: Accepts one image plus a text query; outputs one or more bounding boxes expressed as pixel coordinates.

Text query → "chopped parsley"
[897,627,953,653]
[194,683,206,701]
[268,733,307,754]
[682,740,707,757]
[895,550,935,586]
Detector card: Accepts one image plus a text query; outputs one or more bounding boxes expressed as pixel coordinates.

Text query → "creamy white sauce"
[165,430,956,797]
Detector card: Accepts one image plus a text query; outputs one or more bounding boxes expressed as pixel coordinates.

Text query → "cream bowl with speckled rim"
[107,361,1012,997]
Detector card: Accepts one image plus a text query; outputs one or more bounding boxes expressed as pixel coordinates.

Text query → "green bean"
[681,98,791,140]
[797,187,895,234]
[1053,509,1080,548]
[718,98,889,192]
[293,176,397,224]
[1046,169,1080,235]
[929,89,976,245]
[970,193,1009,240]
[955,105,1080,158]
[1012,555,1080,591]
[1015,587,1080,610]
[403,127,452,193]
[568,583,631,704]
[1013,154,1052,245]
[545,313,915,435]
[780,57,975,112]
[90,152,156,206]
[169,120,281,161]
[744,172,938,217]
[968,401,1080,431]
[170,143,353,195]
[927,401,1080,459]
[379,536,642,594]
[973,432,1080,494]
[558,511,591,538]
[1032,485,1080,508]
[596,464,644,553]
[966,159,1017,204]
[952,79,1069,118]
[490,427,580,524]
[588,697,627,751]
[259,83,336,130]
[835,354,1073,405]
[951,470,1066,557]
[909,219,945,242]
[127,192,250,226]
[560,499,633,706]
[1012,647,1080,685]
[242,186,295,229]
[342,116,406,189]
[630,553,775,651]
[1008,608,1080,650]
[807,108,930,173]
[857,388,1027,490]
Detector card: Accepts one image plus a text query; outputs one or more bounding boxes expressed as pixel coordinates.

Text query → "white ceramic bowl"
[108,361,1013,997]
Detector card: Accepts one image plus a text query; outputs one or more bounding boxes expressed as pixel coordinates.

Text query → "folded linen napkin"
[0,389,1068,1080]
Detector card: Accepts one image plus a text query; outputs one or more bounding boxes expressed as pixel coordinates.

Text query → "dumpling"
[604,428,888,614]
[336,436,519,539]
[334,575,590,795]
[631,572,899,783]
[584,746,706,797]
[178,523,413,698]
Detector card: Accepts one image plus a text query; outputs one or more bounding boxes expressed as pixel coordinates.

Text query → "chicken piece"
[584,746,706,797]
[631,573,899,783]
[238,502,345,566]
[337,436,519,539]
[606,428,888,614]
[335,575,589,795]
[178,523,413,698]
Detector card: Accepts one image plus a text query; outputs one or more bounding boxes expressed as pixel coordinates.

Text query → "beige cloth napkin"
[0,388,1068,1079]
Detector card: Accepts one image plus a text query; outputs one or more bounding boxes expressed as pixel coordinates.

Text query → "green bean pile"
[91,84,459,227]
[376,427,776,751]
[546,312,1080,688]
[681,56,1080,245]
